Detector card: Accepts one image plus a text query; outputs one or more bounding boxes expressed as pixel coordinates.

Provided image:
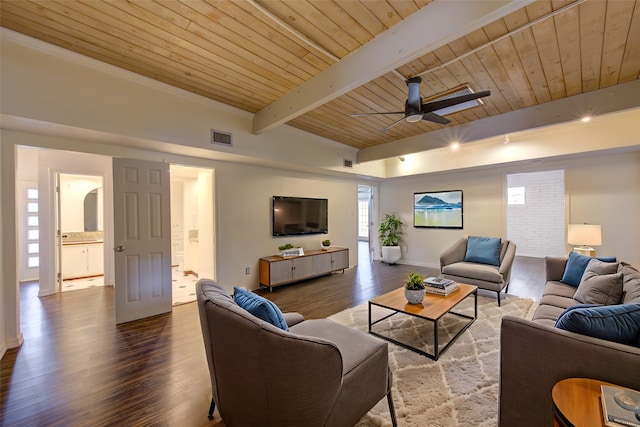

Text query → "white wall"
[378,152,640,268]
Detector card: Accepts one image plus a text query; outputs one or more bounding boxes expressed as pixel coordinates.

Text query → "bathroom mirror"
[84,188,102,231]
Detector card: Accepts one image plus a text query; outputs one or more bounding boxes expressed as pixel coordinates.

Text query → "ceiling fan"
[351,77,491,132]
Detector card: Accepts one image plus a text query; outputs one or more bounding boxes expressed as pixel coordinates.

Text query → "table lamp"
[567,224,601,256]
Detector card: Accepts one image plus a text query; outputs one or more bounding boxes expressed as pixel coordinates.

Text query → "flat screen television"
[272,196,328,236]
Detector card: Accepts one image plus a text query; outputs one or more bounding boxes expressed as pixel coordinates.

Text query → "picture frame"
[413,190,463,229]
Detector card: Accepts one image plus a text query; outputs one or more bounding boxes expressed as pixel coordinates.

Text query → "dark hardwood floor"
[1,243,544,426]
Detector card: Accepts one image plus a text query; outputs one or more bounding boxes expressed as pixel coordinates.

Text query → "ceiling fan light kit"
[351,77,491,132]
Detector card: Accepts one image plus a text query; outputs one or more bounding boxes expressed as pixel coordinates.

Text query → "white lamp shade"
[567,224,602,246]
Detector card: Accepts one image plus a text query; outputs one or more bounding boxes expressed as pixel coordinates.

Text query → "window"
[508,187,525,205]
[26,188,39,270]
[358,200,369,238]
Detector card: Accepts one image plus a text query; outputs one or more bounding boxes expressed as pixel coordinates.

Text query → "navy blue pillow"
[560,252,617,287]
[555,303,640,347]
[464,236,501,266]
[233,287,289,331]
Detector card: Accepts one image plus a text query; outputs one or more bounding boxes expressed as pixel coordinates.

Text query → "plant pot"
[321,243,331,251]
[405,288,425,304]
[381,246,401,264]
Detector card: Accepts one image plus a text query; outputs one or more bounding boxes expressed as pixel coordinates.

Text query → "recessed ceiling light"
[451,142,460,150]
[581,116,591,123]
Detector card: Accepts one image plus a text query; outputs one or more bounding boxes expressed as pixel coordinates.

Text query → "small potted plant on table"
[405,272,426,304]
[321,239,331,250]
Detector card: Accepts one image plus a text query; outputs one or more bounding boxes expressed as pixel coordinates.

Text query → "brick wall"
[507,170,565,258]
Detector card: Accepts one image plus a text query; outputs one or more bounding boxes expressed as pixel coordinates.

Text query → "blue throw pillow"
[560,252,618,287]
[233,287,288,331]
[464,236,501,266]
[555,303,640,347]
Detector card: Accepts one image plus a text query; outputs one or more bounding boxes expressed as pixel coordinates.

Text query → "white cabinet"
[62,242,104,279]
[259,248,349,290]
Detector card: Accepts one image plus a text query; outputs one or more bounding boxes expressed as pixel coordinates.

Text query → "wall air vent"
[210,129,233,147]
[343,159,353,168]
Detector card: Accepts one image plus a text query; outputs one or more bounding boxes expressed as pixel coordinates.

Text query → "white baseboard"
[5,333,24,350]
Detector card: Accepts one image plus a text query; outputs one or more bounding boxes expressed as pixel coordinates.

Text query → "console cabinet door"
[313,252,332,274]
[292,256,314,280]
[269,260,293,285]
[331,250,349,271]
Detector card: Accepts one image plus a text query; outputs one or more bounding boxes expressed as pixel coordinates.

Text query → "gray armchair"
[440,237,516,306]
[196,279,397,427]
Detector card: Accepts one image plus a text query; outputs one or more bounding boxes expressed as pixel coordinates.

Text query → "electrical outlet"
[245,267,250,275]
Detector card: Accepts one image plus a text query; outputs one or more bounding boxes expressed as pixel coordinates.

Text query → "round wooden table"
[552,378,632,427]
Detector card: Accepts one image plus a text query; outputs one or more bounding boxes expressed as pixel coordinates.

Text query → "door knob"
[114,245,125,252]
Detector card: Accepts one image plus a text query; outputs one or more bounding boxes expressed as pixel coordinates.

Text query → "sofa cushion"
[233,287,289,331]
[619,262,640,304]
[464,236,501,266]
[543,281,578,299]
[555,303,640,347]
[574,271,623,305]
[531,304,567,326]
[539,294,579,310]
[561,252,617,287]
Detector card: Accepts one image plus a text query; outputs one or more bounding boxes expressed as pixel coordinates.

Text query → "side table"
[552,378,637,427]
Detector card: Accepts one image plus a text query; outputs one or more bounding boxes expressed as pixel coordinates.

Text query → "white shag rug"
[329,294,537,427]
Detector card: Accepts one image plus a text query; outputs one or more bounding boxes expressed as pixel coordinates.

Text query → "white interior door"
[113,158,171,324]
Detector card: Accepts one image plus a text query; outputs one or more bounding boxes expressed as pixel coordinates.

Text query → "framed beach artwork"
[413,190,463,229]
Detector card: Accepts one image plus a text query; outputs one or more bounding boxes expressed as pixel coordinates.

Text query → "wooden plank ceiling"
[2,0,639,151]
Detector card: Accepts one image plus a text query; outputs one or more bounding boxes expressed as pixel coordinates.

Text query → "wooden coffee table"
[368,283,478,360]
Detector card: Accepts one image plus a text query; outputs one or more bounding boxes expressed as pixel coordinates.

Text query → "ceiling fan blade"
[350,111,405,117]
[381,116,407,133]
[406,77,422,110]
[422,90,491,113]
[422,112,451,125]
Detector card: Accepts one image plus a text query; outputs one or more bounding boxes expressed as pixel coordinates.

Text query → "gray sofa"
[440,237,516,305]
[499,257,640,427]
[196,279,397,427]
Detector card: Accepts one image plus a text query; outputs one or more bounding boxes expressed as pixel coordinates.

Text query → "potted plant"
[378,213,403,264]
[321,239,331,250]
[405,272,426,304]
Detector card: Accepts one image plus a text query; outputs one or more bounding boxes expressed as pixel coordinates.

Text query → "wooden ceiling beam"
[251,0,535,135]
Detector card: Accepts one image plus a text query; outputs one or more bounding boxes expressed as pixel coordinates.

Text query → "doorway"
[169,164,215,306]
[15,146,217,324]
[57,173,105,292]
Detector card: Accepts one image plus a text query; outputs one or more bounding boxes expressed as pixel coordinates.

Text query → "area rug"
[328,294,537,427]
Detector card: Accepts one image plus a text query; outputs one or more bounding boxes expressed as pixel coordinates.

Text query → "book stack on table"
[601,385,640,427]
[424,277,460,296]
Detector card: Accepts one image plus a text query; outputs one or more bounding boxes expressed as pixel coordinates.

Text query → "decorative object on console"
[321,239,331,250]
[404,272,425,304]
[378,213,403,264]
[568,223,602,256]
[278,243,303,257]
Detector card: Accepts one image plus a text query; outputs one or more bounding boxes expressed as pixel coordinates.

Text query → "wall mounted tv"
[272,196,328,237]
